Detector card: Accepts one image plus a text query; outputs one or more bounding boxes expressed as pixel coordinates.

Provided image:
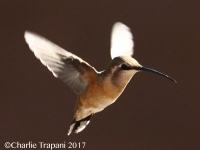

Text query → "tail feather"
[68,114,92,135]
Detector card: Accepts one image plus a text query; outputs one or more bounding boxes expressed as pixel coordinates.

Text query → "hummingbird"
[24,22,176,135]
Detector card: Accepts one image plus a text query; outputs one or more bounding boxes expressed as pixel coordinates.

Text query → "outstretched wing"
[110,22,134,59]
[25,31,96,95]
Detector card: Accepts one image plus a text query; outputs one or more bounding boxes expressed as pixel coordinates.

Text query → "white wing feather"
[110,22,134,59]
[24,31,95,95]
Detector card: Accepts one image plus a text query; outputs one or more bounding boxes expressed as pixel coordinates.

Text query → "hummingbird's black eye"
[121,64,129,70]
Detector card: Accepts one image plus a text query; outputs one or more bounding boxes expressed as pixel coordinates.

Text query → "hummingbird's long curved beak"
[136,66,177,83]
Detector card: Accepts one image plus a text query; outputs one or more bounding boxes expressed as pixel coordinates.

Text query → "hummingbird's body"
[24,22,176,135]
[75,59,136,117]
[68,56,139,135]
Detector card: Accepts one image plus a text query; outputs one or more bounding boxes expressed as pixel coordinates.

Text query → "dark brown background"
[1,1,200,150]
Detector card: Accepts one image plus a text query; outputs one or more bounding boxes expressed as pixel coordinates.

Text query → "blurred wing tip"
[112,22,130,30]
[113,22,123,26]
[110,22,134,59]
[24,31,36,44]
[113,22,126,26]
[24,30,33,38]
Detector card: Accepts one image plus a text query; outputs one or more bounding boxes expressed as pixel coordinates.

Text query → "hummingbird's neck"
[111,70,136,87]
[102,67,137,88]
[97,69,137,102]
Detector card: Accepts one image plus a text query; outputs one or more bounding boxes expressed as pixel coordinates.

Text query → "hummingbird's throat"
[111,69,138,87]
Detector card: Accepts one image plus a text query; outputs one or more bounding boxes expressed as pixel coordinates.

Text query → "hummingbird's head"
[106,56,142,86]
[108,55,176,85]
[109,55,142,73]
